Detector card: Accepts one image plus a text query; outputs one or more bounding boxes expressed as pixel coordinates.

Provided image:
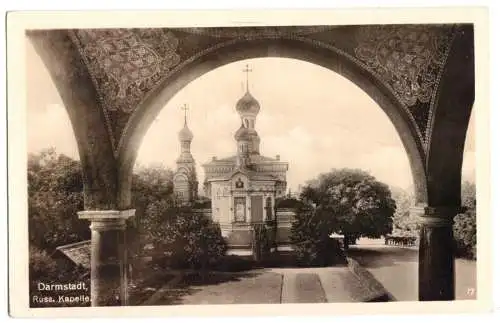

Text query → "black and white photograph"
[6,8,492,317]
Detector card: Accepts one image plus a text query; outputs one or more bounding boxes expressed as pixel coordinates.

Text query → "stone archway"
[25,24,475,305]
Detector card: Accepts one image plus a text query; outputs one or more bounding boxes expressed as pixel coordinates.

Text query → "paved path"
[144,243,477,305]
[347,244,477,301]
[147,266,388,305]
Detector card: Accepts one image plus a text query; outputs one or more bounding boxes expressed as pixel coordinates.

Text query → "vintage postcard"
[6,8,492,318]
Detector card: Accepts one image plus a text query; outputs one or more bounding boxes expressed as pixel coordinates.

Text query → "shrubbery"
[28,149,89,251]
[290,204,347,267]
[453,209,476,260]
[29,245,58,280]
[150,207,228,270]
[275,197,303,209]
[29,245,90,307]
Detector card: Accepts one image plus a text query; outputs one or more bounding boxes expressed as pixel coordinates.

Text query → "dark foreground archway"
[26,24,474,305]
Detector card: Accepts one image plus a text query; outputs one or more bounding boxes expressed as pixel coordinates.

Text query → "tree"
[461,180,476,210]
[290,200,346,266]
[28,148,89,250]
[129,163,176,255]
[127,164,227,273]
[453,181,476,259]
[298,168,396,250]
[391,186,418,236]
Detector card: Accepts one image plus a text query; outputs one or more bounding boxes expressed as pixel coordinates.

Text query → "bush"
[29,245,58,280]
[213,255,257,272]
[290,205,347,267]
[28,150,89,251]
[453,209,476,260]
[251,223,271,262]
[275,197,303,209]
[29,245,90,307]
[152,207,228,270]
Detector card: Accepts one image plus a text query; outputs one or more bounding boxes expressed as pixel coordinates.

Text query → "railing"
[384,235,418,247]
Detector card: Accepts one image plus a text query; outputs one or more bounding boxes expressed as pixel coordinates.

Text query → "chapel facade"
[201,68,289,248]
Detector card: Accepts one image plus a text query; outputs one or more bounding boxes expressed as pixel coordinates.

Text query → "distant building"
[173,105,198,205]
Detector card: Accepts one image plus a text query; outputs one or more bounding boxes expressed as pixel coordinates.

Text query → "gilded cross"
[181,104,189,124]
[243,64,252,91]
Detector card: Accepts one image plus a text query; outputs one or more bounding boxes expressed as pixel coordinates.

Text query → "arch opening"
[119,39,428,209]
[132,57,418,210]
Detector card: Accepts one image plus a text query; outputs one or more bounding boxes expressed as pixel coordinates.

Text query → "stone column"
[78,209,135,307]
[413,205,460,301]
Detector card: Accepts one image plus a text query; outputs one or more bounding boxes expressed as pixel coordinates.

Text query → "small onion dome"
[178,123,193,141]
[236,91,260,115]
[234,123,251,141]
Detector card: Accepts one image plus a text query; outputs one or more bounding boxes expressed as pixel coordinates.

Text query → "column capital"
[411,204,464,227]
[78,209,135,231]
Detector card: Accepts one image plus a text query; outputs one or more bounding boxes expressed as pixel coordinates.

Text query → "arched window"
[265,197,273,221]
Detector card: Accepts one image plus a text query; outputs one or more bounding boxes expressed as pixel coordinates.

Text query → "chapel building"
[201,67,289,248]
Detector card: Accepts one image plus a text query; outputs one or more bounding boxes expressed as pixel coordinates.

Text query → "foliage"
[289,201,347,266]
[128,164,177,256]
[461,181,476,210]
[251,223,271,262]
[29,245,90,307]
[29,245,59,279]
[391,187,418,236]
[275,197,303,209]
[453,209,476,260]
[453,181,476,260]
[28,148,89,250]
[298,168,396,244]
[212,255,257,272]
[129,163,226,271]
[151,207,227,270]
[192,196,212,209]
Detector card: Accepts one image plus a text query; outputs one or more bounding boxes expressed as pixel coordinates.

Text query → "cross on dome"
[235,64,260,116]
[181,103,189,125]
[178,104,193,141]
[243,64,252,91]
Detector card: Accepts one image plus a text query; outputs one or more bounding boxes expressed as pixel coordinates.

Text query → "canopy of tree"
[28,148,89,250]
[298,168,396,242]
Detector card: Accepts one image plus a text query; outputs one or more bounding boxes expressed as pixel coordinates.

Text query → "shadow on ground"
[148,270,270,305]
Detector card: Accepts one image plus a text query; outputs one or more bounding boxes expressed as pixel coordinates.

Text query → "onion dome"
[234,123,251,141]
[178,123,193,141]
[236,91,260,115]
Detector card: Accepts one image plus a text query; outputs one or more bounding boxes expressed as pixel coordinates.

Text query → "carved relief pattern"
[354,25,454,108]
[74,29,181,113]
[177,26,336,39]
[66,25,456,155]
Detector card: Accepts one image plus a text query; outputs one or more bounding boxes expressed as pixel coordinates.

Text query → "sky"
[26,39,476,195]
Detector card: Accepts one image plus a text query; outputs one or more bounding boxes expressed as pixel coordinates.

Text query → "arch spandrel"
[67,25,457,158]
[26,29,119,210]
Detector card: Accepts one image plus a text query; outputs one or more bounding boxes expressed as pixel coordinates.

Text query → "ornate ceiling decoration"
[354,25,454,107]
[72,29,181,111]
[176,26,337,38]
[67,25,457,156]
[353,25,456,138]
